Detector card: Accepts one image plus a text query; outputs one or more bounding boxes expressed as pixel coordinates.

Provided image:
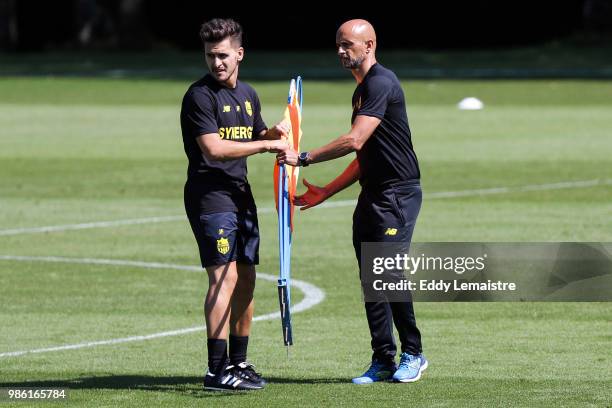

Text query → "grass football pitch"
[0,76,611,407]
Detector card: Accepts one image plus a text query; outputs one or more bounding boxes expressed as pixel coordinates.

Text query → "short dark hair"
[199,18,243,46]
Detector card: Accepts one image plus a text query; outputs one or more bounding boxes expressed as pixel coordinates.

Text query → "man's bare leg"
[228,263,256,365]
[204,261,238,374]
[205,261,238,338]
[231,263,256,334]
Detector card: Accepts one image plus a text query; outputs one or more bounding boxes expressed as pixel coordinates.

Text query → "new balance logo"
[384,228,398,236]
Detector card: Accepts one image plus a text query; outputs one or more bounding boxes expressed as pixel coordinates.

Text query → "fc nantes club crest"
[217,237,230,255]
[245,100,253,116]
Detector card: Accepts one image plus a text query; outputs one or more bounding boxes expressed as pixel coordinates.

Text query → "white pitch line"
[426,178,612,199]
[0,326,205,358]
[0,256,325,358]
[1,178,610,237]
[0,215,186,236]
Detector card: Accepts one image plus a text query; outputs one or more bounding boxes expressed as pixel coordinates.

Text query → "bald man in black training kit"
[277,19,427,384]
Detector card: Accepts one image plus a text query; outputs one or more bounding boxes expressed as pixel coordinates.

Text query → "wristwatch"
[298,151,311,167]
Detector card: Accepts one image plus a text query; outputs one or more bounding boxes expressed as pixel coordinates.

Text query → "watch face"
[298,152,309,166]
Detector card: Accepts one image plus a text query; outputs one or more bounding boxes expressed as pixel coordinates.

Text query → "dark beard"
[341,55,365,69]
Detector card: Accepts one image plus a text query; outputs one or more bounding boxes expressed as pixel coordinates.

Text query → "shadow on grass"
[0,374,349,397]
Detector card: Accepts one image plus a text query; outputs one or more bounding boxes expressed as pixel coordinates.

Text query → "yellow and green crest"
[217,237,230,255]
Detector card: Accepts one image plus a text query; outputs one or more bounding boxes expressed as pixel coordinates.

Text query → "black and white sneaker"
[232,362,267,388]
[204,365,263,391]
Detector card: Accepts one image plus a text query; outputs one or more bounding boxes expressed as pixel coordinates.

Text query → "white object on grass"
[458,97,484,110]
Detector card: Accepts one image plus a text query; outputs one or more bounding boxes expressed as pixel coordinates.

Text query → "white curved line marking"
[1,178,610,236]
[0,256,325,358]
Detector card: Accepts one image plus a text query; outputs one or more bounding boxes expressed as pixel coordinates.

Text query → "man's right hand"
[276,149,299,166]
[294,179,329,210]
[265,139,289,153]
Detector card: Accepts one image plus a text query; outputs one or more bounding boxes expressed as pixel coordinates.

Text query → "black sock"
[229,334,249,365]
[207,338,228,375]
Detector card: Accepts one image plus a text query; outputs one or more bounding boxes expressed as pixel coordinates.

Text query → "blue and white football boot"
[352,359,396,384]
[392,353,428,383]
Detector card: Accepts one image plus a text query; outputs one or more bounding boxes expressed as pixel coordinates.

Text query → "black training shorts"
[185,206,260,268]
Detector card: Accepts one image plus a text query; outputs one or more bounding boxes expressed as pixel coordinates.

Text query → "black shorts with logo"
[184,182,260,268]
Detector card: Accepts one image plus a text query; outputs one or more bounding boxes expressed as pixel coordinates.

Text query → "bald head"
[336,19,377,71]
[337,19,377,46]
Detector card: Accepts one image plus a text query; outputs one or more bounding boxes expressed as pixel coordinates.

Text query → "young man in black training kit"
[278,19,427,384]
[181,18,289,391]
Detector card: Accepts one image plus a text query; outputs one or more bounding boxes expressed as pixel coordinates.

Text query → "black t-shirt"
[181,74,267,214]
[352,63,420,189]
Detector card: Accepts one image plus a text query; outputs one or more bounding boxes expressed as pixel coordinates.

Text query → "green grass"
[2,43,612,78]
[0,75,611,407]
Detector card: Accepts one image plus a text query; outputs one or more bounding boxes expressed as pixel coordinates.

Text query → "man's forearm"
[308,116,381,164]
[309,133,357,164]
[198,137,273,161]
[277,116,378,167]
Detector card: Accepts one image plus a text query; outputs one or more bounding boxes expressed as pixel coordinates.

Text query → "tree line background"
[1,0,611,51]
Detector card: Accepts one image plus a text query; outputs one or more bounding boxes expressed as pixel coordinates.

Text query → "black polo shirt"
[181,74,267,213]
[351,63,420,189]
